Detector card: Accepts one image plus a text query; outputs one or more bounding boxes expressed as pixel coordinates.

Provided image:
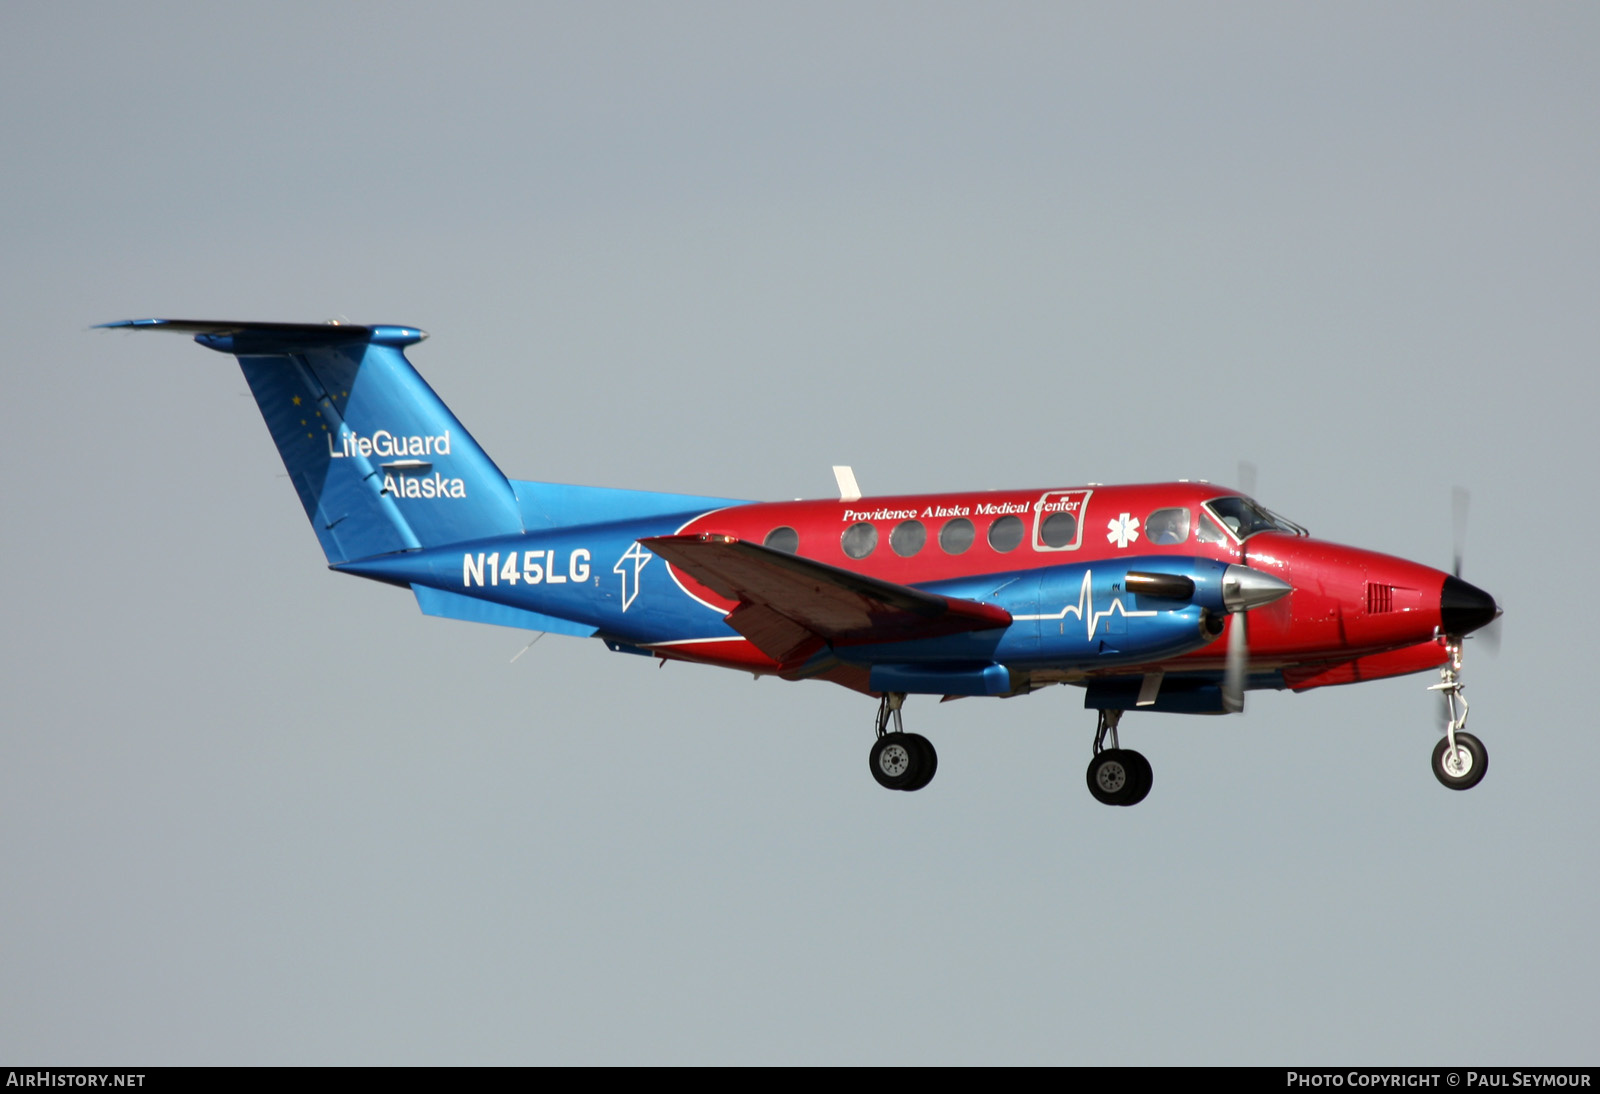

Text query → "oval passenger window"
[764,526,800,553]
[890,520,926,557]
[988,515,1024,553]
[939,517,975,555]
[841,522,878,559]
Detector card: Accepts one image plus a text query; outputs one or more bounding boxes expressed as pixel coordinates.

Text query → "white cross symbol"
[613,542,652,611]
[1107,513,1140,549]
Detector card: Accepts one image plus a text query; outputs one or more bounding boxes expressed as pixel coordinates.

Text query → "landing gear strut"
[1429,643,1488,790]
[1085,709,1152,806]
[868,692,937,792]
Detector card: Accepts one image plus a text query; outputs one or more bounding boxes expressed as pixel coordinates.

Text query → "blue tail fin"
[103,319,524,562]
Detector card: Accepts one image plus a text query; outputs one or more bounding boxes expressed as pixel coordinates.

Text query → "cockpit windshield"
[1204,496,1308,540]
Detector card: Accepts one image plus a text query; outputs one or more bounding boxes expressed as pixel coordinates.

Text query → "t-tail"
[101,319,524,563]
[102,318,742,638]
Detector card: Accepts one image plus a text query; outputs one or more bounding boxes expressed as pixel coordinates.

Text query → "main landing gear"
[1086,709,1152,807]
[1429,643,1489,790]
[868,692,937,792]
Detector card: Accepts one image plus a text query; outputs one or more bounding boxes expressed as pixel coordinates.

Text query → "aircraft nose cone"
[1440,575,1499,636]
[1221,564,1294,612]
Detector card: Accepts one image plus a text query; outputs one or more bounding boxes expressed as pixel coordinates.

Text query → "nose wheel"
[868,693,938,792]
[1086,709,1152,806]
[1432,731,1487,790]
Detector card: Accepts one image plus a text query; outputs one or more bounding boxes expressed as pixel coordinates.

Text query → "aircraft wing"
[640,533,1012,665]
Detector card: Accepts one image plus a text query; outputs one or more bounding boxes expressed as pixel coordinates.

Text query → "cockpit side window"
[1195,512,1228,544]
[1203,497,1307,541]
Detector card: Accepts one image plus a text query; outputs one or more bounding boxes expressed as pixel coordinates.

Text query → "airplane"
[102,318,1502,805]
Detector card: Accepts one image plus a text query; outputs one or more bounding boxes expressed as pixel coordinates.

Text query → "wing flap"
[640,533,1011,664]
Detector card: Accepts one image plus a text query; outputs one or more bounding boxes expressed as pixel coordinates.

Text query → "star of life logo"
[1107,512,1140,548]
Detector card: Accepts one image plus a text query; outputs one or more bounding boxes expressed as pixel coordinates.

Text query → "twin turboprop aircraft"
[105,318,1502,805]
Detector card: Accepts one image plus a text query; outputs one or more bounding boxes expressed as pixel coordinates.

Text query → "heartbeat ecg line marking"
[1013,570,1159,639]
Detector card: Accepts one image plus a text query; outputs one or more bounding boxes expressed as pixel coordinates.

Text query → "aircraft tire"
[1119,750,1153,806]
[900,734,938,792]
[1086,750,1136,806]
[1432,732,1488,790]
[870,733,921,791]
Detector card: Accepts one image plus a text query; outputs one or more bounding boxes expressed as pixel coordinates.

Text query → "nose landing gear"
[1428,643,1488,790]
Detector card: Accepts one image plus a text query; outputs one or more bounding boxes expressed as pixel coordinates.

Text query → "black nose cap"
[1441,575,1499,636]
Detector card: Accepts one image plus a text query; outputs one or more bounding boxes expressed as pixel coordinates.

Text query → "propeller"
[1237,459,1258,499]
[1474,604,1503,655]
[1433,487,1501,733]
[1222,610,1249,714]
[1223,459,1267,711]
[1218,564,1293,714]
[1448,487,1503,653]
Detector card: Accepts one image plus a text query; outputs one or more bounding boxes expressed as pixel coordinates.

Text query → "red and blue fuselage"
[337,480,1495,706]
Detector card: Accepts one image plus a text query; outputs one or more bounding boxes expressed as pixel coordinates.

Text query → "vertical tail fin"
[102,319,524,562]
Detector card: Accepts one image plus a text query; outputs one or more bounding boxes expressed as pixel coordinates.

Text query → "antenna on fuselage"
[509,631,547,663]
[833,466,862,502]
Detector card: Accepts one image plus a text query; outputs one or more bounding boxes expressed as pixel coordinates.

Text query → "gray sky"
[3,1,1596,1064]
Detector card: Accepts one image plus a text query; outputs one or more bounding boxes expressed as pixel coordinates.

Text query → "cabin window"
[988,515,1024,553]
[764,526,799,554]
[1038,511,1078,549]
[1030,489,1090,550]
[1145,508,1190,545]
[890,519,926,557]
[1195,512,1228,544]
[841,521,878,559]
[939,517,975,555]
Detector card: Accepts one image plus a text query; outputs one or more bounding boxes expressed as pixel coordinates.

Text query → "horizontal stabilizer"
[641,533,1011,665]
[97,318,421,352]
